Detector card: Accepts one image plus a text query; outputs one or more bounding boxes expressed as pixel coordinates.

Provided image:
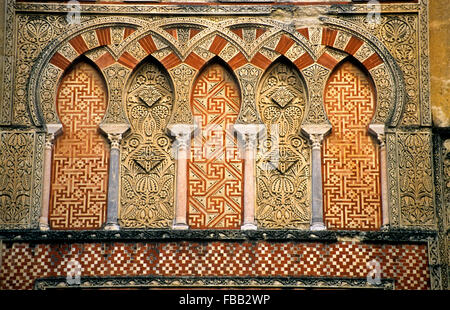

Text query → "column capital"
[45,123,63,149]
[168,123,195,137]
[233,124,265,149]
[301,124,331,149]
[168,124,196,153]
[310,133,325,149]
[107,133,122,150]
[377,133,386,147]
[44,133,55,150]
[167,123,196,137]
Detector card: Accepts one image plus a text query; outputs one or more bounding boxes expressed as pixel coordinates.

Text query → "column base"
[241,223,257,231]
[104,223,120,231]
[310,223,326,231]
[380,224,390,231]
[39,223,50,231]
[172,223,189,230]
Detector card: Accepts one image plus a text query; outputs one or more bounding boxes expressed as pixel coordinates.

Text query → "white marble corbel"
[100,123,129,231]
[39,124,63,231]
[168,124,196,230]
[368,123,389,229]
[233,124,265,231]
[302,124,331,231]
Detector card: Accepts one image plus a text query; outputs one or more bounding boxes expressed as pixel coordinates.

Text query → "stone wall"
[430,0,450,128]
[0,0,446,290]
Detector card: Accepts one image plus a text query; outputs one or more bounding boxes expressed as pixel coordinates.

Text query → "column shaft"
[173,143,189,229]
[310,134,326,231]
[241,141,257,230]
[169,126,194,230]
[105,147,120,230]
[379,143,389,228]
[104,134,122,230]
[39,135,54,231]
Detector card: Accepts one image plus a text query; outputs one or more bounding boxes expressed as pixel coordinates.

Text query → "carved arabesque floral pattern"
[256,61,311,229]
[120,62,175,228]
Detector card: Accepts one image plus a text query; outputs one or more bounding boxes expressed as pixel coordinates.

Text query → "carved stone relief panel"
[344,14,421,126]
[255,60,310,229]
[235,63,263,125]
[14,14,67,126]
[387,129,435,228]
[0,0,15,125]
[397,131,435,227]
[301,64,330,125]
[443,140,450,231]
[101,63,131,125]
[433,134,449,289]
[0,131,43,229]
[167,64,196,125]
[120,61,175,228]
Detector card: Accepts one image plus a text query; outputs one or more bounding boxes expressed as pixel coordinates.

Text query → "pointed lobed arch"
[49,57,109,229]
[187,58,244,229]
[322,57,382,230]
[27,17,180,127]
[28,17,404,129]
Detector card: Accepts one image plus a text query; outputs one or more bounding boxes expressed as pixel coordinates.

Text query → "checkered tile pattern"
[0,241,429,290]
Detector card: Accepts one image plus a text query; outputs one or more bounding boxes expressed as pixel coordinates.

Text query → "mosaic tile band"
[0,241,429,290]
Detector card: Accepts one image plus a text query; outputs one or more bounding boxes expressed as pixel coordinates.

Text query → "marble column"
[39,124,62,231]
[104,133,122,231]
[302,125,331,231]
[309,134,327,231]
[168,124,195,230]
[234,124,264,231]
[369,124,389,229]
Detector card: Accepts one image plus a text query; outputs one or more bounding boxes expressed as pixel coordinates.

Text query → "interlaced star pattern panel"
[120,62,175,228]
[188,63,243,229]
[322,61,381,230]
[256,61,311,229]
[49,62,109,229]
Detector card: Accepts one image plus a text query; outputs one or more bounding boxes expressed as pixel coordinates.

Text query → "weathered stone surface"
[430,0,450,128]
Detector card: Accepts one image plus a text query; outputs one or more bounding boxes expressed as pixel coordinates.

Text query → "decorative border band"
[34,275,394,290]
[0,229,437,243]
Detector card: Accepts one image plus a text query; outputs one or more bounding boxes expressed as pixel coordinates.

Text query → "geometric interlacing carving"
[188,63,243,229]
[256,60,311,229]
[49,62,109,229]
[120,62,175,228]
[322,61,381,230]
